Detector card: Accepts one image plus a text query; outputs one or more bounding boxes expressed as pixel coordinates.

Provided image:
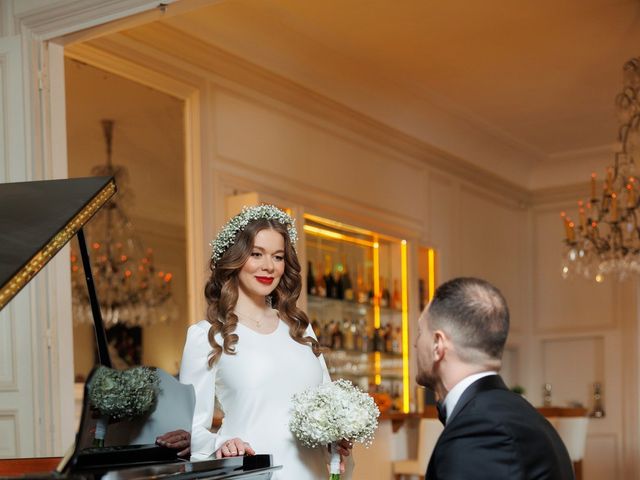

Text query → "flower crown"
[210,204,298,262]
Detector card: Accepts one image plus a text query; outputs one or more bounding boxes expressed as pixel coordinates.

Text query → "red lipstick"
[255,276,274,285]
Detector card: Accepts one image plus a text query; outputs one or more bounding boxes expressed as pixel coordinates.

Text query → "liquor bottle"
[321,321,332,347]
[341,258,354,301]
[392,279,401,310]
[307,261,317,296]
[316,260,327,297]
[392,326,402,354]
[356,265,367,304]
[343,318,355,350]
[331,321,344,350]
[324,258,336,299]
[334,264,344,300]
[380,278,391,308]
[353,318,363,351]
[372,327,383,352]
[361,325,371,353]
[383,323,393,353]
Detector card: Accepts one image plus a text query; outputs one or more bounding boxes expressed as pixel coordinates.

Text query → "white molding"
[0,47,7,181]
[546,144,615,162]
[214,163,423,241]
[530,181,590,208]
[14,0,165,40]
[90,23,531,205]
[0,305,17,391]
[0,410,19,457]
[65,42,198,98]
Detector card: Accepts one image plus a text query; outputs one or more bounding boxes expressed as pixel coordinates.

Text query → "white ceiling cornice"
[86,22,531,205]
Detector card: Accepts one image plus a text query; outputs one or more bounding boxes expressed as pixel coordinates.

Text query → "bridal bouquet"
[88,366,160,446]
[88,366,160,420]
[290,379,380,479]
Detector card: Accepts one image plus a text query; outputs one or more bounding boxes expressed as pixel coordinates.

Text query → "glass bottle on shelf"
[392,279,401,310]
[341,258,354,301]
[315,260,326,297]
[307,261,317,296]
[356,265,367,304]
[303,213,411,411]
[334,263,344,300]
[380,278,390,308]
[324,257,336,299]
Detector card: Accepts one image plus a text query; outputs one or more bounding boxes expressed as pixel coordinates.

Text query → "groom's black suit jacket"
[426,375,574,480]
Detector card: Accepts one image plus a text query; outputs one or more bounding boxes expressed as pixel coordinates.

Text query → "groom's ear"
[432,330,446,361]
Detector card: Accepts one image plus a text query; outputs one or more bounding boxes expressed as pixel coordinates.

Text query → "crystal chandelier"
[561,57,640,282]
[71,120,178,326]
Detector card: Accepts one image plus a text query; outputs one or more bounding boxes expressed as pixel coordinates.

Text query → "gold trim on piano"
[0,180,117,310]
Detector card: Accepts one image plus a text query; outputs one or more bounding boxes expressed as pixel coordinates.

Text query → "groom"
[416,277,574,479]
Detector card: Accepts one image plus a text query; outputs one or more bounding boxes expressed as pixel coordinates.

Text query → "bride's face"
[237,228,286,299]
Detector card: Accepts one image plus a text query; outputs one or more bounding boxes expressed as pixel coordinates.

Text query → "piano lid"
[0,176,116,310]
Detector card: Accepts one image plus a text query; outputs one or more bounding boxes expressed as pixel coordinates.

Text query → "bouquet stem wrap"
[329,442,341,477]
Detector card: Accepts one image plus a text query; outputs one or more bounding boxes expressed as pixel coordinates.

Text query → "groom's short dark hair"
[428,277,509,362]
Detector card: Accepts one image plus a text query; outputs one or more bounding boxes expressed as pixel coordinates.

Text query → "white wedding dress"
[180,319,344,480]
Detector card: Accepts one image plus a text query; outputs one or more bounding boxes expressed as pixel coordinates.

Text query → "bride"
[179,205,352,479]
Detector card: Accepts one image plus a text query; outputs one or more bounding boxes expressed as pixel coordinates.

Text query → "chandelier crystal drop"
[71,120,178,326]
[561,58,640,282]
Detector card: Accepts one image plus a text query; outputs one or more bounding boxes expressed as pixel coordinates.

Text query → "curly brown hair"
[205,218,320,366]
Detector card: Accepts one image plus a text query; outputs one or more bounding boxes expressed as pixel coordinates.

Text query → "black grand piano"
[0,177,280,479]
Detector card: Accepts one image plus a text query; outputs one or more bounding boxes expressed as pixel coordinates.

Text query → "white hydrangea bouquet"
[290,379,380,479]
[87,366,160,446]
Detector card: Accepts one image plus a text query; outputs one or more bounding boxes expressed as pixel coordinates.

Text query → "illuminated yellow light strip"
[373,241,380,329]
[401,240,410,413]
[428,248,436,301]
[304,213,399,243]
[374,351,381,385]
[303,225,375,248]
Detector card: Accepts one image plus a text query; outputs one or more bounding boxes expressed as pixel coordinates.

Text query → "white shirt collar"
[443,371,497,424]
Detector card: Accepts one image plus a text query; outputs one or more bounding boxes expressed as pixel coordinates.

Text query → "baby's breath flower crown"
[210,204,297,262]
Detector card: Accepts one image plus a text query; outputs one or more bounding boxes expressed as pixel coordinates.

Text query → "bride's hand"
[334,438,353,473]
[215,437,256,458]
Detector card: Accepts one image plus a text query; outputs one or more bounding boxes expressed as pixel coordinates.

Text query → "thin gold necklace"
[235,309,270,328]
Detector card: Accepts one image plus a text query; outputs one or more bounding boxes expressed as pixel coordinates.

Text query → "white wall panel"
[427,173,457,281]
[584,434,619,480]
[533,209,614,331]
[0,307,16,389]
[541,336,604,408]
[214,91,423,218]
[458,188,527,332]
[0,412,18,457]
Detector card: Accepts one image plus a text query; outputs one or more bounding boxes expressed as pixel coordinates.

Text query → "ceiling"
[154,0,640,188]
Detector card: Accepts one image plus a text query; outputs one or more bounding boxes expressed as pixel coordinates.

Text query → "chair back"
[554,417,589,462]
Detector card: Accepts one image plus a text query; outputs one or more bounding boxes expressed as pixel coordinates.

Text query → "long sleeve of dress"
[179,321,221,460]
